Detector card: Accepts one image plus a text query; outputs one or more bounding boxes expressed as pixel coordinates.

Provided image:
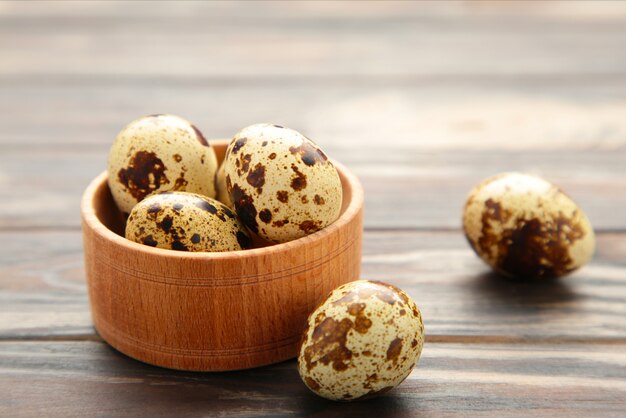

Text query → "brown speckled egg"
[463,172,595,279]
[215,163,233,208]
[108,114,218,215]
[223,124,342,243]
[125,191,251,252]
[298,280,424,401]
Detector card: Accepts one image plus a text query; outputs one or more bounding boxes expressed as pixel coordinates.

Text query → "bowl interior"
[94,140,355,244]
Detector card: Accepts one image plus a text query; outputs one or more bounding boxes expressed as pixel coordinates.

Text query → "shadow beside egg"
[470,270,582,308]
[297,384,419,415]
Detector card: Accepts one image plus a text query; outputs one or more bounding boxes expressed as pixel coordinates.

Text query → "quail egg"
[223,124,342,243]
[108,114,218,215]
[125,191,251,252]
[298,280,424,401]
[463,172,595,279]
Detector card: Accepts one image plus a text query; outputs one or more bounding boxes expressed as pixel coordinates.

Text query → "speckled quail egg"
[108,114,218,215]
[298,280,424,401]
[215,163,233,208]
[223,124,342,243]
[125,191,251,252]
[463,172,595,279]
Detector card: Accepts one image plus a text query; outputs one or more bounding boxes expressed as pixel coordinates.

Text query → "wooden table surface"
[1,2,625,417]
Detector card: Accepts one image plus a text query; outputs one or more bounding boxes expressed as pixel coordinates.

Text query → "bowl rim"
[81,142,364,260]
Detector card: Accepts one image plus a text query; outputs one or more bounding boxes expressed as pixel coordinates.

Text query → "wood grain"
[2,2,626,79]
[2,1,626,414]
[0,340,624,417]
[4,82,626,150]
[2,230,624,341]
[5,1,626,20]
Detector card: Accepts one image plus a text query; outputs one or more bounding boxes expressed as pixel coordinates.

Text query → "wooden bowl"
[81,140,364,371]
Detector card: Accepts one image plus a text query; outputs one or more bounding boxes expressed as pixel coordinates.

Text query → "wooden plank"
[4,1,626,21]
[1,148,624,230]
[0,231,93,338]
[3,82,626,150]
[0,340,624,417]
[1,231,624,340]
[1,2,626,79]
[3,1,626,21]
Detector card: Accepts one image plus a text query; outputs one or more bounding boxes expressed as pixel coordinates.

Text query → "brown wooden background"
[1,1,625,416]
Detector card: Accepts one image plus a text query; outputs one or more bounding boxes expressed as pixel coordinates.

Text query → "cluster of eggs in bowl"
[107,114,343,252]
[102,114,426,401]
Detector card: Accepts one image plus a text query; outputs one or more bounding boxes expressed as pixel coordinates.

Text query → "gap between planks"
[2,225,626,234]
[1,334,625,346]
[4,73,626,87]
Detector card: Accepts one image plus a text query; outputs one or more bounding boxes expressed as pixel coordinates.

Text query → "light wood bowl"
[81,140,364,371]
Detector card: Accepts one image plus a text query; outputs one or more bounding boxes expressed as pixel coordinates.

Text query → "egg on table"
[298,280,424,401]
[463,172,595,279]
[223,124,342,243]
[125,191,251,252]
[108,114,218,215]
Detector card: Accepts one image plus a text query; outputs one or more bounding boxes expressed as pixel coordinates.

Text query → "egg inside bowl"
[81,139,364,371]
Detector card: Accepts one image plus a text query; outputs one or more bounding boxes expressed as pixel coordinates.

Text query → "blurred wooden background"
[0,1,625,416]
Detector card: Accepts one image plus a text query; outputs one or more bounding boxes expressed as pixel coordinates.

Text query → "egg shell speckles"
[298,280,424,402]
[463,172,595,279]
[223,124,342,243]
[215,163,233,209]
[125,192,252,252]
[108,114,218,214]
